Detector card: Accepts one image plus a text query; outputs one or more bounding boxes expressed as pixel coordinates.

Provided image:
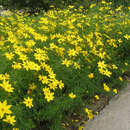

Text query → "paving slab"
[83,82,130,130]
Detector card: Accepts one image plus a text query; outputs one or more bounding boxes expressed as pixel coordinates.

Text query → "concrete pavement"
[83,82,130,130]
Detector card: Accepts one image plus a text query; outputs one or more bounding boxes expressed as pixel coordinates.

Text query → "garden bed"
[0,1,130,130]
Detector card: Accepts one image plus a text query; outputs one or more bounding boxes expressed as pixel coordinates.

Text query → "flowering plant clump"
[0,1,130,129]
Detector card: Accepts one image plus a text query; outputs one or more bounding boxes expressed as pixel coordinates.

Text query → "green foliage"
[0,0,129,11]
[0,1,130,130]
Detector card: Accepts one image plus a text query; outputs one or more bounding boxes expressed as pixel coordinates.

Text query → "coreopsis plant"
[0,1,130,130]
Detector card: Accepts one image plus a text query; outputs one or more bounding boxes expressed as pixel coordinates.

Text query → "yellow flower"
[103,69,112,77]
[12,62,22,70]
[29,83,37,90]
[22,60,41,71]
[97,61,107,69]
[113,89,118,94]
[45,66,53,74]
[23,97,33,108]
[69,92,76,99]
[85,108,94,120]
[96,112,98,115]
[43,88,54,102]
[124,62,128,66]
[101,0,106,4]
[124,34,130,40]
[25,40,36,48]
[0,100,12,119]
[12,128,19,130]
[119,76,123,81]
[98,52,106,59]
[0,73,10,81]
[78,125,84,130]
[95,95,100,100]
[68,49,78,57]
[75,119,79,122]
[39,75,49,84]
[18,53,28,61]
[112,64,118,70]
[103,83,110,92]
[118,32,122,34]
[115,6,122,11]
[0,80,14,93]
[48,72,56,79]
[50,5,55,8]
[118,39,122,43]
[34,49,49,62]
[27,83,37,94]
[85,108,92,114]
[88,113,94,120]
[4,52,14,60]
[3,115,16,126]
[62,59,72,67]
[44,92,54,102]
[73,62,80,69]
[90,4,96,8]
[48,80,58,90]
[49,43,57,50]
[43,87,50,94]
[99,7,104,11]
[88,73,94,79]
[58,80,64,89]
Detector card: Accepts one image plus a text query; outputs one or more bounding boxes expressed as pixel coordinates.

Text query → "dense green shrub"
[0,0,129,11]
[0,1,130,130]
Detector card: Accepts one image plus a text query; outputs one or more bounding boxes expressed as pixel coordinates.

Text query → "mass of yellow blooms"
[0,0,129,129]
